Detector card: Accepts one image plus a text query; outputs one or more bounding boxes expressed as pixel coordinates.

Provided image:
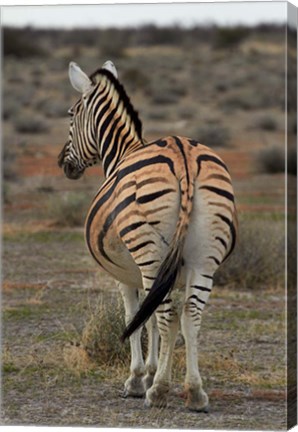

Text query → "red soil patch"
[3,281,47,292]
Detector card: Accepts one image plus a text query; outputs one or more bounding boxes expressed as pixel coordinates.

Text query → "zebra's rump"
[85,135,237,285]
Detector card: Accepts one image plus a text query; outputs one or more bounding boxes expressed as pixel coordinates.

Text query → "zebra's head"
[58,60,118,179]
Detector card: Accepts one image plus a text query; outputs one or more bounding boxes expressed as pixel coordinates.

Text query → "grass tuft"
[81,293,130,368]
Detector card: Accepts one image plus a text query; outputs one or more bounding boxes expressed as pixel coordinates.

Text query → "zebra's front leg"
[118,283,145,398]
[143,313,159,391]
[145,298,179,408]
[181,270,212,412]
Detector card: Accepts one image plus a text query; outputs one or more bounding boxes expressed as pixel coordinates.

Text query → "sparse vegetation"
[215,216,285,289]
[213,26,250,50]
[195,123,230,147]
[47,192,91,227]
[14,114,50,134]
[3,27,47,58]
[257,145,285,174]
[256,114,279,131]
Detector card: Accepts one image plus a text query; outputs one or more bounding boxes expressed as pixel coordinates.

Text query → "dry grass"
[215,215,285,289]
[47,192,91,227]
[81,293,130,368]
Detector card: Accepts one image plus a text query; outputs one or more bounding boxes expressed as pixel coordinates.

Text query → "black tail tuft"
[120,247,181,342]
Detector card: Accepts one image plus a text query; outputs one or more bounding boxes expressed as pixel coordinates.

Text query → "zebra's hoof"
[185,386,209,413]
[145,384,169,408]
[123,375,145,398]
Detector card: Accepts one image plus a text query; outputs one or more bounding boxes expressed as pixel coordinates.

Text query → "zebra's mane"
[89,68,143,141]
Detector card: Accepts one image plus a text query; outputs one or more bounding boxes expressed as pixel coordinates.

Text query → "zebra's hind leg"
[118,283,145,398]
[181,270,213,412]
[143,313,159,391]
[145,298,179,408]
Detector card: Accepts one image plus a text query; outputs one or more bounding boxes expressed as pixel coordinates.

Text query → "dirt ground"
[2,236,286,428]
[2,24,294,429]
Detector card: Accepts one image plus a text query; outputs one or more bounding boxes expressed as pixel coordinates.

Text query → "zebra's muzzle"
[63,162,84,180]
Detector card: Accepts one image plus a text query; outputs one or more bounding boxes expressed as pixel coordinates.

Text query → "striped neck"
[90,70,144,178]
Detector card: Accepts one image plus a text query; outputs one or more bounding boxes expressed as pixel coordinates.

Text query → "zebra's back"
[85,135,237,287]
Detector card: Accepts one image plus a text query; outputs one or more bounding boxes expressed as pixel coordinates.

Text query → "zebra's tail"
[120,173,194,342]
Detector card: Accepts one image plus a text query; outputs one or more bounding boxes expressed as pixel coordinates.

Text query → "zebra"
[58,60,238,412]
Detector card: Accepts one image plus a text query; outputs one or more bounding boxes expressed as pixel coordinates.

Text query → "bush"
[256,114,279,131]
[213,26,249,50]
[14,114,50,134]
[3,27,47,58]
[257,146,285,174]
[81,293,130,367]
[215,216,285,289]
[195,124,230,147]
[47,192,91,227]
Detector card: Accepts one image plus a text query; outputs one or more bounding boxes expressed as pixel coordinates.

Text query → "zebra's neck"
[92,72,144,178]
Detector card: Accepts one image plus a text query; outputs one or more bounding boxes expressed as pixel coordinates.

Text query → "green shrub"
[215,216,285,289]
[47,192,91,227]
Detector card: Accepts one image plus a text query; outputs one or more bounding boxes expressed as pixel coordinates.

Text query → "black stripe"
[202,274,213,280]
[156,308,173,314]
[161,299,172,305]
[119,221,146,238]
[128,240,155,254]
[215,236,228,249]
[143,275,156,281]
[208,255,221,265]
[101,103,122,157]
[154,139,168,147]
[188,294,206,305]
[137,188,174,205]
[215,213,237,261]
[197,154,229,175]
[137,260,159,267]
[200,185,234,202]
[191,285,211,292]
[188,302,203,312]
[94,96,111,129]
[174,136,190,185]
[205,173,232,184]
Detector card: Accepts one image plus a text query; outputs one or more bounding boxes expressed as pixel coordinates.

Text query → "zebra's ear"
[69,62,92,94]
[102,60,118,79]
